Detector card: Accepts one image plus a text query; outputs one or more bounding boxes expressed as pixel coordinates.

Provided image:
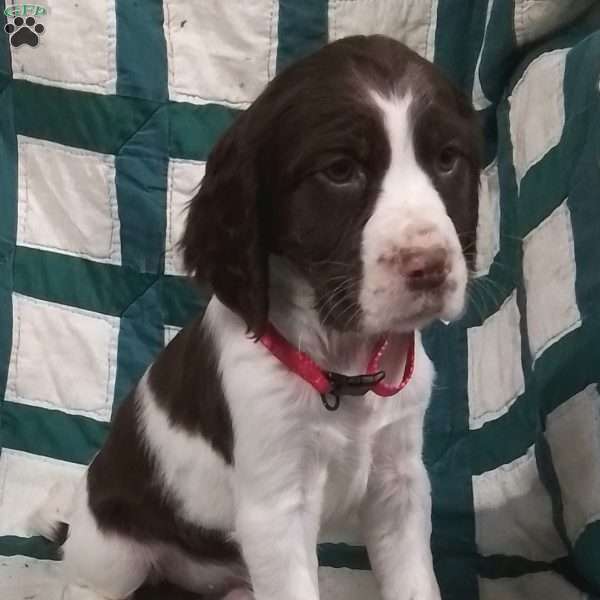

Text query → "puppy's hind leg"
[29,480,77,543]
[61,488,151,600]
[31,479,149,599]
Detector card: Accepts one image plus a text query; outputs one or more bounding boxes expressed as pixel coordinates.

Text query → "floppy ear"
[180,116,269,337]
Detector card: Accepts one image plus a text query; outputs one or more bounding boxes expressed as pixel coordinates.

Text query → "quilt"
[1,1,600,598]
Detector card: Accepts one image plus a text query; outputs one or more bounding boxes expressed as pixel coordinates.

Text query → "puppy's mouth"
[360,277,467,335]
[387,304,447,332]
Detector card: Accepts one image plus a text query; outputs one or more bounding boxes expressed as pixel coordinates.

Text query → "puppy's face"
[182,35,481,337]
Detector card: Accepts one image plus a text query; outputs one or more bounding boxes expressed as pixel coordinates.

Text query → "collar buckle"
[321,371,386,411]
[326,370,386,396]
[321,393,341,411]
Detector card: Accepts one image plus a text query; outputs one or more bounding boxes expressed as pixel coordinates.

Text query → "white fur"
[360,92,468,334]
[61,481,150,599]
[30,480,77,541]
[32,90,471,600]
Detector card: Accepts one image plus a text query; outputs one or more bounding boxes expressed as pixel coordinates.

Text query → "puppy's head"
[182,35,481,337]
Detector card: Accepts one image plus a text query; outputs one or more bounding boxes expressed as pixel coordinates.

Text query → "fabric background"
[1,1,600,599]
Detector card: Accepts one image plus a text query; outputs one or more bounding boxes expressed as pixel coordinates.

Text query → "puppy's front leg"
[361,417,441,600]
[233,420,322,600]
[236,495,319,600]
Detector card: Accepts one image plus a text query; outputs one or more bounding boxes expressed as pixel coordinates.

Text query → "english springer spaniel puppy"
[33,35,481,600]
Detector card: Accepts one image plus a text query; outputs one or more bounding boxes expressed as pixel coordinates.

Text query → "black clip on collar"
[320,371,386,411]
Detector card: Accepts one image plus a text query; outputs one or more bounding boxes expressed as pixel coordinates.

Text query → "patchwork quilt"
[1,1,600,599]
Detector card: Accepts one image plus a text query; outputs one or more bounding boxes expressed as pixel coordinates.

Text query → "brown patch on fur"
[87,321,238,563]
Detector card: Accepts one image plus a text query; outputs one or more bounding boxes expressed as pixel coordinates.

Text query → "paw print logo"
[4,16,45,47]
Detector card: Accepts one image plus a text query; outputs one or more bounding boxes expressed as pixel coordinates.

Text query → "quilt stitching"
[468,292,526,429]
[17,138,121,264]
[165,158,204,276]
[164,1,274,107]
[11,0,117,93]
[523,201,582,362]
[511,48,570,184]
[9,294,118,420]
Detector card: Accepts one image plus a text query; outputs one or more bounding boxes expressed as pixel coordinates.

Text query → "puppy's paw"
[404,577,441,600]
[222,588,254,600]
[383,566,441,600]
[63,584,116,600]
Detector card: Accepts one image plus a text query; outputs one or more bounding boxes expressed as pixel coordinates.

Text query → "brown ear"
[180,116,269,337]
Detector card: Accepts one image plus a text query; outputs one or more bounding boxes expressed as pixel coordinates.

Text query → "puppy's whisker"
[323,287,360,323]
[321,279,361,326]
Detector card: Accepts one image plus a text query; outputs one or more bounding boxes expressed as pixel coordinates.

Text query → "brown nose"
[399,246,449,291]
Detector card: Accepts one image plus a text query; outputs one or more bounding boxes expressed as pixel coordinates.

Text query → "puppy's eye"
[322,158,359,184]
[436,146,461,174]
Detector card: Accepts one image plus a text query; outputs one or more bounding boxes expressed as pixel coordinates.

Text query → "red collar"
[259,323,415,410]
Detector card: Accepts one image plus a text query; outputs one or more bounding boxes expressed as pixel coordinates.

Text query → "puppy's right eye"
[321,158,359,185]
[435,146,462,175]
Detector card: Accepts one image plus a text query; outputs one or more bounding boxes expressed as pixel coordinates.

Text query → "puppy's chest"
[308,404,383,523]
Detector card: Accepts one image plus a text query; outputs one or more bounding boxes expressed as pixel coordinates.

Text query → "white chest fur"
[140,298,434,544]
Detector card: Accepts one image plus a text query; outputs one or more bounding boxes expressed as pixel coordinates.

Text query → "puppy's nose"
[400,246,449,291]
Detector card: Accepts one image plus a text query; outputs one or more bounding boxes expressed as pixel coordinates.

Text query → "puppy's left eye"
[321,158,360,185]
[436,146,462,174]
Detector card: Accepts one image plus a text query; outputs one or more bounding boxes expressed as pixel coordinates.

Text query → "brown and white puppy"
[33,35,481,600]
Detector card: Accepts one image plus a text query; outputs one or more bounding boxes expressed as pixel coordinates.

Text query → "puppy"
[33,35,481,600]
